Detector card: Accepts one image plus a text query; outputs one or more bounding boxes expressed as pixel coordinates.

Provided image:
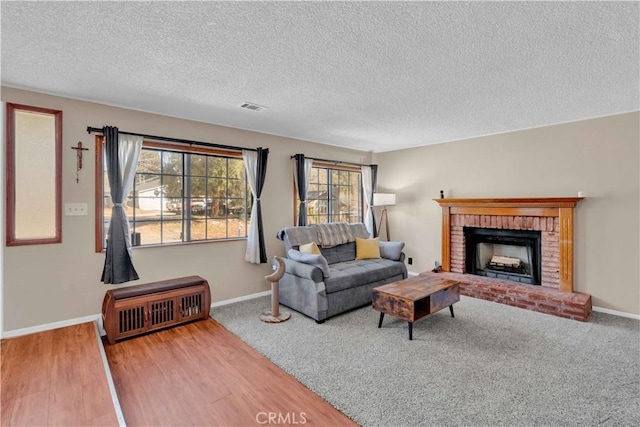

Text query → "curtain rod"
[86,126,258,152]
[291,155,371,168]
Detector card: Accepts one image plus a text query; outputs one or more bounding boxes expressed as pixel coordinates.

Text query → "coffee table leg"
[378,312,385,328]
[449,305,455,318]
[408,322,413,340]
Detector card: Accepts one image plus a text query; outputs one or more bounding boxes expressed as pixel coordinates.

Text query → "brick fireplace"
[431,198,592,321]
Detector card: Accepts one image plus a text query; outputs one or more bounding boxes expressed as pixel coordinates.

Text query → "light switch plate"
[65,203,88,216]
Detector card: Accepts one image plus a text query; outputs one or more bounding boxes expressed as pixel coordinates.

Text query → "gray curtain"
[293,154,313,226]
[101,126,142,284]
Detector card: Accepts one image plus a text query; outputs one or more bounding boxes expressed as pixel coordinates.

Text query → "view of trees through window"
[305,166,362,224]
[102,145,250,247]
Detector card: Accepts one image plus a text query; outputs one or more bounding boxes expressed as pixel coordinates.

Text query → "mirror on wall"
[6,103,62,245]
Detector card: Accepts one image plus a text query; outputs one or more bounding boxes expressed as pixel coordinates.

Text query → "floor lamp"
[373,193,396,241]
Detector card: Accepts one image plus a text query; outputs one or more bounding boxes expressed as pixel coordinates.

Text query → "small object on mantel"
[440,190,445,199]
[432,261,443,273]
[71,141,89,183]
[260,256,291,323]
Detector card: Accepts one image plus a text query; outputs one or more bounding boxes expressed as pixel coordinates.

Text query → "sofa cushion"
[324,259,406,293]
[356,237,381,260]
[320,242,356,265]
[379,241,405,261]
[299,241,321,254]
[287,249,331,277]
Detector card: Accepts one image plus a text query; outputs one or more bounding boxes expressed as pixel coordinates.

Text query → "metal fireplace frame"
[464,227,542,285]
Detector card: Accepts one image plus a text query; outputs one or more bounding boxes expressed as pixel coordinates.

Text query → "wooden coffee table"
[372,275,460,340]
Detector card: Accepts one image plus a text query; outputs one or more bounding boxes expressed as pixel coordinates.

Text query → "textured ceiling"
[1,1,638,152]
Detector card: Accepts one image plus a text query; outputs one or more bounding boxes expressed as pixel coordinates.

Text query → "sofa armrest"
[283,258,324,283]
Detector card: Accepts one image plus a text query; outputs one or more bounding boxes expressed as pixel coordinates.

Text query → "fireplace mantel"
[434,197,582,210]
[434,197,583,292]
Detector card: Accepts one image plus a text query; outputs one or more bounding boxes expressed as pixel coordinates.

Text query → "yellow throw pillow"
[299,241,321,255]
[356,237,381,260]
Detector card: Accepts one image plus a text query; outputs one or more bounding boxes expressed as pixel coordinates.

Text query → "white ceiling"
[1,1,638,153]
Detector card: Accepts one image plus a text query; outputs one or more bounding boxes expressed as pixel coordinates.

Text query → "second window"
[305,165,362,224]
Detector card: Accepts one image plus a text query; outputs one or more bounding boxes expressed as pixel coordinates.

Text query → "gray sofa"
[276,222,408,323]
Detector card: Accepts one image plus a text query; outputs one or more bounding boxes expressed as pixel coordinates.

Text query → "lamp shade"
[373,193,396,206]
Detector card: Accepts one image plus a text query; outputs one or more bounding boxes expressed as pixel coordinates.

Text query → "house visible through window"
[97,139,250,250]
[304,164,363,224]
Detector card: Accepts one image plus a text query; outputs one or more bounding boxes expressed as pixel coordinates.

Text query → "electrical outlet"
[408,257,413,265]
[65,203,88,216]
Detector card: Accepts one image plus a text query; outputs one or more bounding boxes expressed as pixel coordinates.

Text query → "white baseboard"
[2,314,102,339]
[211,290,271,308]
[407,271,420,277]
[592,306,640,320]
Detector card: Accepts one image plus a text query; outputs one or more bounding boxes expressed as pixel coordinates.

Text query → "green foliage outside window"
[103,147,250,247]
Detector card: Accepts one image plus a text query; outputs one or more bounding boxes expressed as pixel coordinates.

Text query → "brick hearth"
[433,198,591,321]
[420,271,592,321]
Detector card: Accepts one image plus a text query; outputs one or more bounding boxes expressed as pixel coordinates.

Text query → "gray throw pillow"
[287,249,331,278]
[379,241,405,261]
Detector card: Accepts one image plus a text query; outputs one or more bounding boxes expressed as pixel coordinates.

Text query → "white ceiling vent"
[239,102,267,112]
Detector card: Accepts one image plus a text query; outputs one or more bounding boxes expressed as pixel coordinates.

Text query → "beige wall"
[375,112,640,315]
[1,87,372,331]
[2,87,638,332]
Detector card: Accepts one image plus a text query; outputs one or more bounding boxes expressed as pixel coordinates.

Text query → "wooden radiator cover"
[102,276,211,344]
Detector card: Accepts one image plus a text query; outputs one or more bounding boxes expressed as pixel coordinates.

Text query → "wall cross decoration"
[71,141,89,183]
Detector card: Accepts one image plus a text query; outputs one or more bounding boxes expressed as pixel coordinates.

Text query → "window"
[303,163,363,224]
[6,103,62,246]
[96,139,250,250]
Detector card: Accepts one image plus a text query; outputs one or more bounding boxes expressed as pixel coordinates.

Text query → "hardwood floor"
[2,318,356,426]
[1,323,119,426]
[105,318,356,426]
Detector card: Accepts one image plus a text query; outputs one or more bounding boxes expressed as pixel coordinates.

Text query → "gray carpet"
[212,296,640,427]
